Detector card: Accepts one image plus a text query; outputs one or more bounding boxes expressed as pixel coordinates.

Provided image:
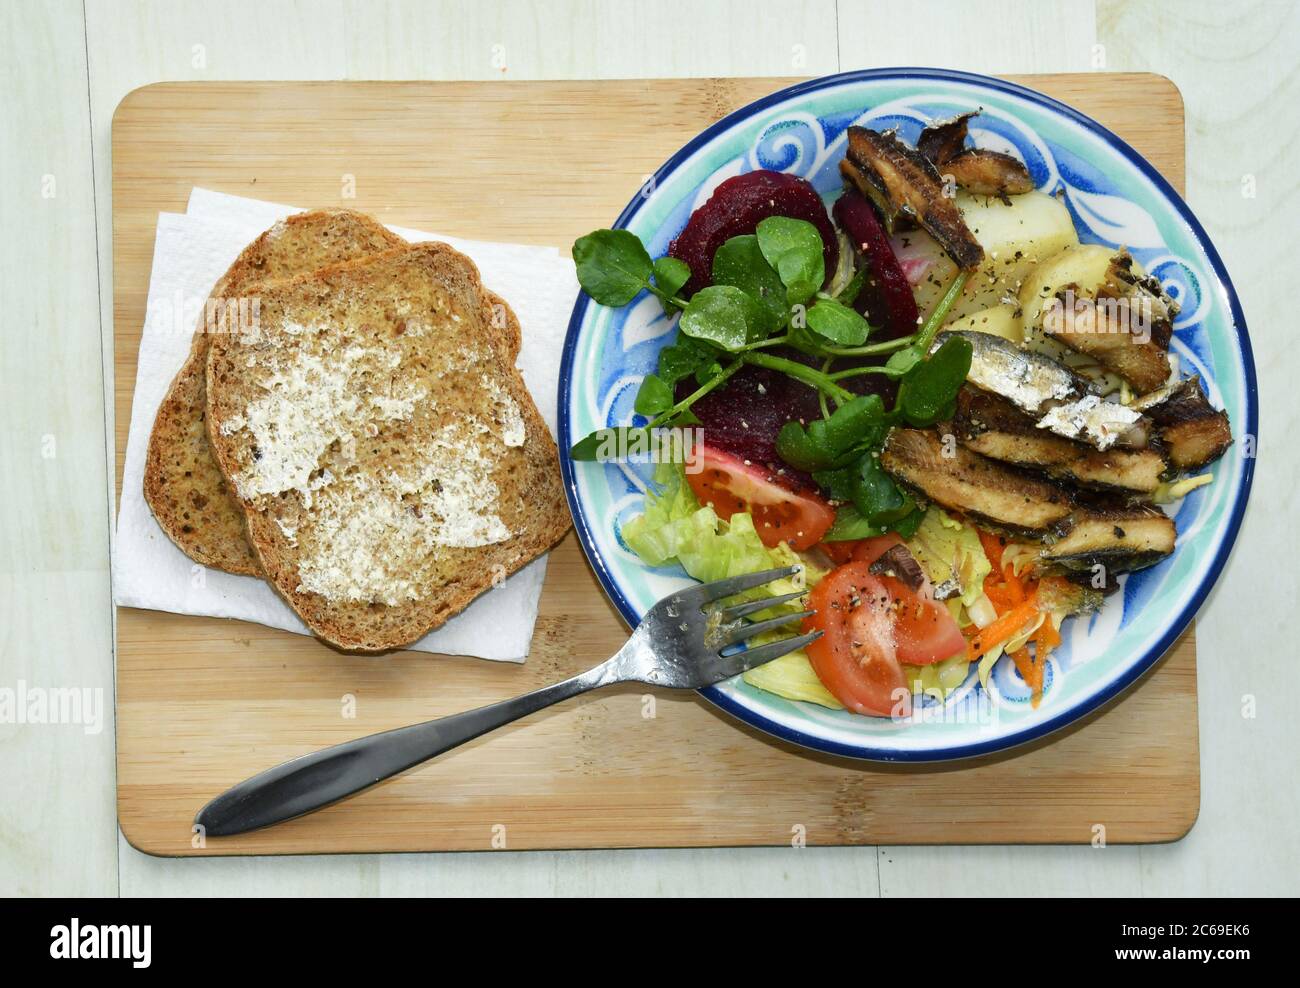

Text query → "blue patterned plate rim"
[556,67,1258,763]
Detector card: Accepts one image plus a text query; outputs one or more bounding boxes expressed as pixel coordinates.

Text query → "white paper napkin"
[112,190,579,661]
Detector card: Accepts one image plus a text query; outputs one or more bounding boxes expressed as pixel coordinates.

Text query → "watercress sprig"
[573,229,691,311]
[570,358,744,461]
[569,213,973,545]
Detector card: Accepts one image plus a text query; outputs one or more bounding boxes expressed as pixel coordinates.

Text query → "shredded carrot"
[965,594,1039,662]
[973,526,1051,705]
[1010,645,1042,707]
[983,581,1017,613]
[1010,645,1036,685]
[1002,563,1025,605]
[1034,618,1061,660]
[977,529,1005,571]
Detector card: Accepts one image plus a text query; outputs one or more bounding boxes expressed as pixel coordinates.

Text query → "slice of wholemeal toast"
[144,210,408,574]
[203,242,569,652]
[143,209,525,575]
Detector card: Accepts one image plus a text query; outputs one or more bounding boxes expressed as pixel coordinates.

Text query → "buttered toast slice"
[144,210,524,576]
[144,210,408,574]
[203,242,569,652]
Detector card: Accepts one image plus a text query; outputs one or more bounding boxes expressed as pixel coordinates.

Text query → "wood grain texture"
[111,74,1198,856]
[0,0,118,896]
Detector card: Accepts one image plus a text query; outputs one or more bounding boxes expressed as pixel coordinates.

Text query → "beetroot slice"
[832,190,920,341]
[668,170,839,299]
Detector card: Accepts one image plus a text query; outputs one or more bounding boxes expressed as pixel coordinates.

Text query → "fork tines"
[717,610,815,648]
[729,630,823,670]
[685,565,821,670]
[684,565,804,605]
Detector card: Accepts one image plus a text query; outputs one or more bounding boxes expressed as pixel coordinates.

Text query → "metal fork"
[194,565,819,836]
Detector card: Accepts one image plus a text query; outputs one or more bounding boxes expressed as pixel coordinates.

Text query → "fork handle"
[194,664,612,837]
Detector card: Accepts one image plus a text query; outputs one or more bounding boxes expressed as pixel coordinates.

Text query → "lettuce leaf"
[905,653,972,701]
[743,650,844,709]
[621,462,707,567]
[977,644,1004,692]
[622,463,823,612]
[624,475,988,711]
[905,507,991,609]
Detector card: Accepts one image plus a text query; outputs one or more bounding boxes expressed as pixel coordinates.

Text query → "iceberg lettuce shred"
[743,646,844,709]
[905,507,991,609]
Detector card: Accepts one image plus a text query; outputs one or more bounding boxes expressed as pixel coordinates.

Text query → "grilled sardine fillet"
[1133,376,1233,472]
[881,428,1074,535]
[1041,251,1176,394]
[937,329,1084,410]
[842,126,984,269]
[934,330,1148,450]
[917,112,977,167]
[883,429,1177,577]
[1035,574,1105,616]
[916,111,1035,198]
[1040,503,1176,575]
[953,386,1165,494]
[1042,296,1173,394]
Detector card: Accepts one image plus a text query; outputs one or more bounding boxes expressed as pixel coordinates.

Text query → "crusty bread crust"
[143,210,409,574]
[204,242,569,652]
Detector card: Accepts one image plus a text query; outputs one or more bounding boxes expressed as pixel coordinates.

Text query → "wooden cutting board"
[112,74,1198,855]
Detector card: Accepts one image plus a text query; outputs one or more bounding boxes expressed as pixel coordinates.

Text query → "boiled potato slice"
[1018,243,1117,333]
[946,304,1023,343]
[904,190,1079,323]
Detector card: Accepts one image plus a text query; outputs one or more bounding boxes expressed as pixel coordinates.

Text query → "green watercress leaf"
[901,334,973,426]
[572,229,654,306]
[633,373,673,416]
[657,336,720,387]
[710,234,787,334]
[775,422,824,472]
[812,464,856,502]
[678,284,764,351]
[694,359,725,386]
[850,453,913,525]
[651,256,691,313]
[755,216,825,306]
[805,299,871,346]
[884,344,923,379]
[569,425,694,462]
[570,426,643,461]
[775,394,886,472]
[835,263,869,307]
[821,504,884,542]
[890,506,925,540]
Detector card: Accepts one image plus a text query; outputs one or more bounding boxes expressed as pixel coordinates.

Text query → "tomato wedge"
[815,534,901,567]
[849,537,962,664]
[883,573,966,665]
[686,445,834,551]
[818,540,859,565]
[803,562,909,717]
[804,553,967,716]
[851,534,903,567]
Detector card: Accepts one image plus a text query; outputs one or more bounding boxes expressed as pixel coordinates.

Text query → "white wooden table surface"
[2,0,1296,897]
